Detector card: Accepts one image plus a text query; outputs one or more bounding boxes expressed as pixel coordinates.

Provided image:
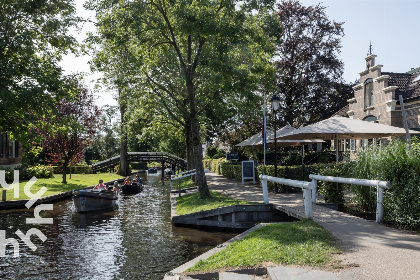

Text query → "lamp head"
[271,94,280,112]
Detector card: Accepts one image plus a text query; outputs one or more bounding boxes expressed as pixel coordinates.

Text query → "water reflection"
[0,173,236,280]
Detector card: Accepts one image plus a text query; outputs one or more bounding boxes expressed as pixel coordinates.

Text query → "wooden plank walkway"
[205,171,420,280]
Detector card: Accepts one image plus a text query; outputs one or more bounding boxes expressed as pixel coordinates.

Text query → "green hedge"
[52,165,93,174]
[204,140,420,231]
[349,139,420,230]
[0,165,54,182]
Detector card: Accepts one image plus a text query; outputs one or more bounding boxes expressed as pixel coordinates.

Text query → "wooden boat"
[148,167,158,174]
[121,182,143,195]
[72,189,118,213]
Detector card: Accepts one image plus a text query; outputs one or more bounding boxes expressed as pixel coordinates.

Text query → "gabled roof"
[333,104,349,117]
[382,70,420,102]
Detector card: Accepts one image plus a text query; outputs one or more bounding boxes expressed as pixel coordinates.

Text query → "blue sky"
[299,0,420,83]
[61,0,420,106]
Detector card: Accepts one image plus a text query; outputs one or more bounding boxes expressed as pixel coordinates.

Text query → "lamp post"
[271,94,280,193]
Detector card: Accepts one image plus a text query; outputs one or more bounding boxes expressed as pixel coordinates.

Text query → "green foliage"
[350,139,420,230]
[188,220,340,272]
[316,164,348,205]
[0,165,54,182]
[219,163,243,181]
[0,0,80,140]
[257,163,328,192]
[206,146,226,159]
[176,190,260,216]
[52,165,93,175]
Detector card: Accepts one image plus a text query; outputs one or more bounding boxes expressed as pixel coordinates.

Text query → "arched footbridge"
[91,152,187,175]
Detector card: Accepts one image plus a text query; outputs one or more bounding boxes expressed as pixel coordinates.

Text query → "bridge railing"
[259,174,314,220]
[171,169,196,197]
[91,152,187,173]
[309,174,390,223]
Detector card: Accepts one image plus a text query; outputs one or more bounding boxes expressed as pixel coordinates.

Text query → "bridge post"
[161,160,165,180]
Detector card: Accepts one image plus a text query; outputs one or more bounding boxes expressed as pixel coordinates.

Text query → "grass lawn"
[176,190,260,216]
[0,173,122,201]
[172,177,196,191]
[188,220,341,272]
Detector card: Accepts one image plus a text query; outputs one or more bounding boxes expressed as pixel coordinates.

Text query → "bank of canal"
[0,173,236,280]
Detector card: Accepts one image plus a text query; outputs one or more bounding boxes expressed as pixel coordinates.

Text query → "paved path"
[205,172,420,280]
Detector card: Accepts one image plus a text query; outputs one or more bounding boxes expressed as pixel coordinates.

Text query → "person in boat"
[135,174,143,185]
[93,179,107,190]
[112,180,120,192]
[131,178,138,186]
[124,177,131,186]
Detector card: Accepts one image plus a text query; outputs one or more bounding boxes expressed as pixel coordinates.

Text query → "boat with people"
[72,180,119,213]
[120,175,144,195]
[147,167,158,174]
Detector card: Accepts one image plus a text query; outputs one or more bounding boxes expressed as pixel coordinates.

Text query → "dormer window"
[364,78,373,108]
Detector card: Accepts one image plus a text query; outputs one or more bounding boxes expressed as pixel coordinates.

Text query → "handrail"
[91,152,187,173]
[171,169,196,197]
[171,169,196,180]
[259,174,314,220]
[309,174,390,223]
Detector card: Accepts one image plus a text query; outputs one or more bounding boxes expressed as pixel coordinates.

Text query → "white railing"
[309,174,390,223]
[171,169,196,196]
[259,175,314,220]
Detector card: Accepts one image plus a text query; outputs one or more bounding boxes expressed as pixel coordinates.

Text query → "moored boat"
[148,167,158,174]
[121,184,143,194]
[72,189,118,213]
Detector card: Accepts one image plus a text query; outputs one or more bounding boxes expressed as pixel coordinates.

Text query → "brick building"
[345,54,420,129]
[333,53,420,154]
[0,132,22,168]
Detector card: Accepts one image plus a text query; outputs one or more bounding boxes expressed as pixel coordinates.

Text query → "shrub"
[316,163,348,205]
[349,139,420,230]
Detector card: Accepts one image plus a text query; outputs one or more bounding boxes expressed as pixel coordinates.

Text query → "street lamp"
[271,94,280,193]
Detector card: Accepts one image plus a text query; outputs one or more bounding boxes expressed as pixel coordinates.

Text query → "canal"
[0,173,236,280]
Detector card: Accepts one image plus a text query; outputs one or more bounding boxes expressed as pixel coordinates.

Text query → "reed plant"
[350,138,420,230]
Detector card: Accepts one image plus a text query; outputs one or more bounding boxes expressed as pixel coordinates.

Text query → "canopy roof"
[236,123,324,148]
[276,116,419,141]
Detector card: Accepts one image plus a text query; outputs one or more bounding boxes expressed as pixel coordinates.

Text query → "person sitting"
[131,178,138,186]
[93,179,107,191]
[112,180,120,192]
[135,175,143,185]
[124,177,131,186]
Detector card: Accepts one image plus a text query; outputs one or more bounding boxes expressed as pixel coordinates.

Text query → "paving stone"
[220,271,255,280]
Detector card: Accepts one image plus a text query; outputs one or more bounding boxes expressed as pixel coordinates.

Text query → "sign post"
[242,160,255,184]
[226,152,239,162]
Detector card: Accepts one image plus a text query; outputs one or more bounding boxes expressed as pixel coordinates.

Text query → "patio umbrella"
[276,116,419,162]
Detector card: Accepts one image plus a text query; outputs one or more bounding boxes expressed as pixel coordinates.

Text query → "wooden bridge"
[91,152,187,175]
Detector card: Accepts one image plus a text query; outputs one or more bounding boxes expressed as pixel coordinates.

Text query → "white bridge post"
[262,179,269,204]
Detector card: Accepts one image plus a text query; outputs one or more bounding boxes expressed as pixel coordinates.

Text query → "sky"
[60,0,420,107]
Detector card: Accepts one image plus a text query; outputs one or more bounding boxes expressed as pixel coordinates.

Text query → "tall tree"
[275,0,346,127]
[38,89,100,183]
[0,0,79,139]
[87,0,278,198]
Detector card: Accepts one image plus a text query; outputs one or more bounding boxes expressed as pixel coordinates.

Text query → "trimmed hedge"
[0,165,54,182]
[52,165,93,174]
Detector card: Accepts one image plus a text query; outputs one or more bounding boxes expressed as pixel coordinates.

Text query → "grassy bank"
[188,220,340,272]
[1,173,121,201]
[176,190,260,215]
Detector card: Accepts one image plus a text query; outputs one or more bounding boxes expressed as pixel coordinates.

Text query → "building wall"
[346,54,420,132]
[0,132,23,167]
[348,54,398,126]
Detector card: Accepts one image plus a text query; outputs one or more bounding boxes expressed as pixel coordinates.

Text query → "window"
[364,78,373,108]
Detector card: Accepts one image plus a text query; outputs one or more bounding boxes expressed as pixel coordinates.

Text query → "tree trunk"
[187,79,209,198]
[185,122,195,171]
[62,162,68,184]
[119,92,129,176]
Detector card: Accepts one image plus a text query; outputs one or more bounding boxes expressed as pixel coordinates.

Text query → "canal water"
[0,173,236,280]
